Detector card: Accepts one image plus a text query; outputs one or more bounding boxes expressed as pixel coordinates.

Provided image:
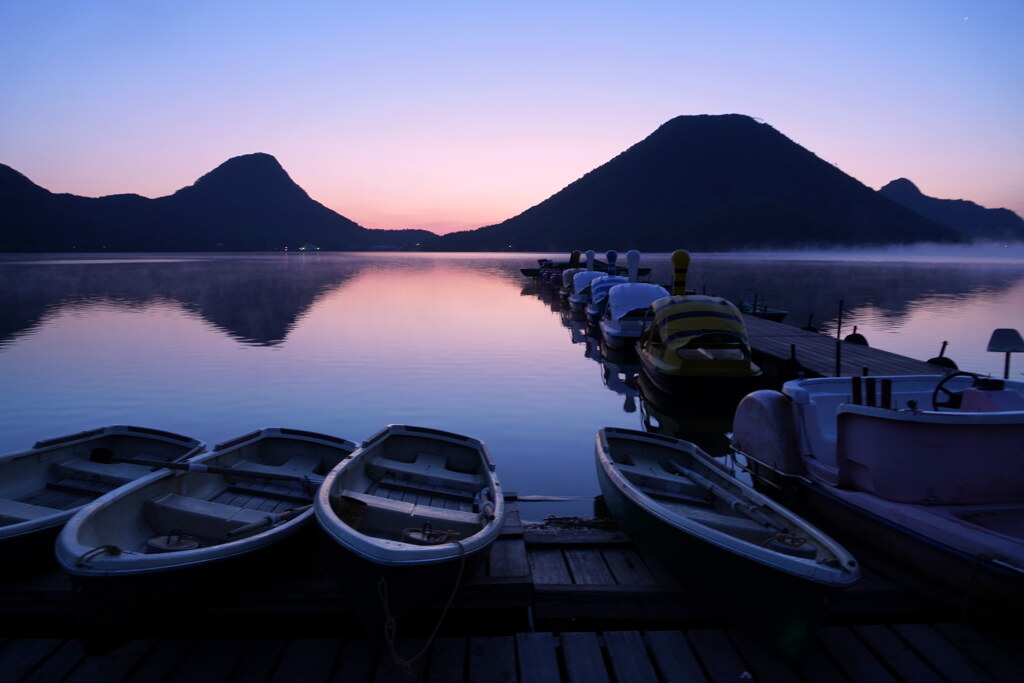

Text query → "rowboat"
[55,427,355,650]
[0,425,203,578]
[732,372,1024,619]
[315,425,504,625]
[596,427,858,656]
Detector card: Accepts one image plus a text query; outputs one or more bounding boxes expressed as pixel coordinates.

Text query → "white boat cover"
[572,270,605,295]
[607,283,670,322]
[561,268,585,289]
[589,276,629,305]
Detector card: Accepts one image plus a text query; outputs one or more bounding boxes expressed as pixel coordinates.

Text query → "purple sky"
[2,2,1021,235]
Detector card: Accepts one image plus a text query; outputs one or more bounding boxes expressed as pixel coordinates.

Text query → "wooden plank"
[21,639,86,683]
[817,626,898,683]
[601,547,659,586]
[851,625,943,683]
[515,632,560,683]
[644,631,707,683]
[932,622,1024,682]
[426,637,466,683]
[789,638,847,682]
[686,630,749,683]
[893,623,987,683]
[468,636,516,683]
[528,548,572,585]
[229,638,288,683]
[487,538,530,579]
[376,637,429,682]
[560,632,609,683]
[0,638,64,681]
[524,528,631,546]
[331,639,378,682]
[271,638,342,683]
[168,638,249,683]
[564,549,613,585]
[65,639,155,683]
[725,630,800,683]
[603,631,657,683]
[124,639,193,682]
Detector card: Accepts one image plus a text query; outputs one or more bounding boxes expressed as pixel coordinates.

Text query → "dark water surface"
[1,249,1022,519]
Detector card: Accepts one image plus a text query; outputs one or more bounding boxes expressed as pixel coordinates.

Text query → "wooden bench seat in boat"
[50,459,144,486]
[367,453,482,491]
[145,493,270,541]
[340,490,480,525]
[616,456,711,505]
[0,497,61,523]
[231,455,323,479]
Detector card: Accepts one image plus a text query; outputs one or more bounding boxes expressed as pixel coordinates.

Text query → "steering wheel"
[931,371,979,411]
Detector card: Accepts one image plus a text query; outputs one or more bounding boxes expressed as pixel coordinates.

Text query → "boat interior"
[330,437,492,546]
[605,437,817,558]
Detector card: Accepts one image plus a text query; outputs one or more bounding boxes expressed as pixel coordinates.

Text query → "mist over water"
[1,248,1021,519]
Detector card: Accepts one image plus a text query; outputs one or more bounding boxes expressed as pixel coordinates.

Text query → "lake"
[2,248,1023,520]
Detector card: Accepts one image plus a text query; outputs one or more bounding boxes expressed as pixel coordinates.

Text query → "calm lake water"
[2,248,1023,519]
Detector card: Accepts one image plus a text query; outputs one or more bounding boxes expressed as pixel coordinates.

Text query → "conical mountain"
[0,154,435,251]
[879,178,1024,240]
[428,114,963,251]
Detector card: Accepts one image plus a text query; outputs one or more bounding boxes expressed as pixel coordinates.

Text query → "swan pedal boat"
[731,373,1024,618]
[596,427,858,655]
[315,425,504,616]
[0,425,203,577]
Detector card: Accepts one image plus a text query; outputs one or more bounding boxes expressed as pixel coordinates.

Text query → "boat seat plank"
[227,481,313,505]
[368,454,482,490]
[0,497,61,523]
[18,487,92,511]
[375,475,478,501]
[145,493,269,540]
[50,460,142,486]
[636,484,712,507]
[46,477,118,497]
[231,456,323,479]
[339,490,481,526]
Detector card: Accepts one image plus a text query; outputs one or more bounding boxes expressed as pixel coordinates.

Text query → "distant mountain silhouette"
[425,114,964,251]
[0,153,434,252]
[879,178,1024,241]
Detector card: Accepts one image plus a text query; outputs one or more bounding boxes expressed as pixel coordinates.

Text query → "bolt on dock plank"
[743,315,949,378]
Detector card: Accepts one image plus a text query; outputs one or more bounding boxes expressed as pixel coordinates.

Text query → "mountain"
[0,154,435,251]
[424,114,964,251]
[878,178,1024,241]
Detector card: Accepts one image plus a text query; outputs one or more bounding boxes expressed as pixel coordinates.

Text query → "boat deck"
[3,496,1022,681]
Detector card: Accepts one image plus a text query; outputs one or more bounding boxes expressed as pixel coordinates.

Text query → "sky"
[2,1,1022,235]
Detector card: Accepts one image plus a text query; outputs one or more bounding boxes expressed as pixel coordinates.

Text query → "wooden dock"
[743,315,947,380]
[3,498,1022,681]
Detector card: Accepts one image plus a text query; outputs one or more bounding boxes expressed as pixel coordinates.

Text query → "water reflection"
[0,254,365,347]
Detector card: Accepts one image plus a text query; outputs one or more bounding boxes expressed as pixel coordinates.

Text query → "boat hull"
[596,460,842,657]
[780,476,1024,620]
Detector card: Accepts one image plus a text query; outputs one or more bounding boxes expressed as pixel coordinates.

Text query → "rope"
[380,539,468,673]
[75,544,122,567]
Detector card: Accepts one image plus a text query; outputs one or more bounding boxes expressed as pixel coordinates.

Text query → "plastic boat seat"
[369,453,482,490]
[145,493,269,540]
[0,497,61,523]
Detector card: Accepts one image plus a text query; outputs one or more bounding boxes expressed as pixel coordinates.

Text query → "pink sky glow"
[2,2,1022,236]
